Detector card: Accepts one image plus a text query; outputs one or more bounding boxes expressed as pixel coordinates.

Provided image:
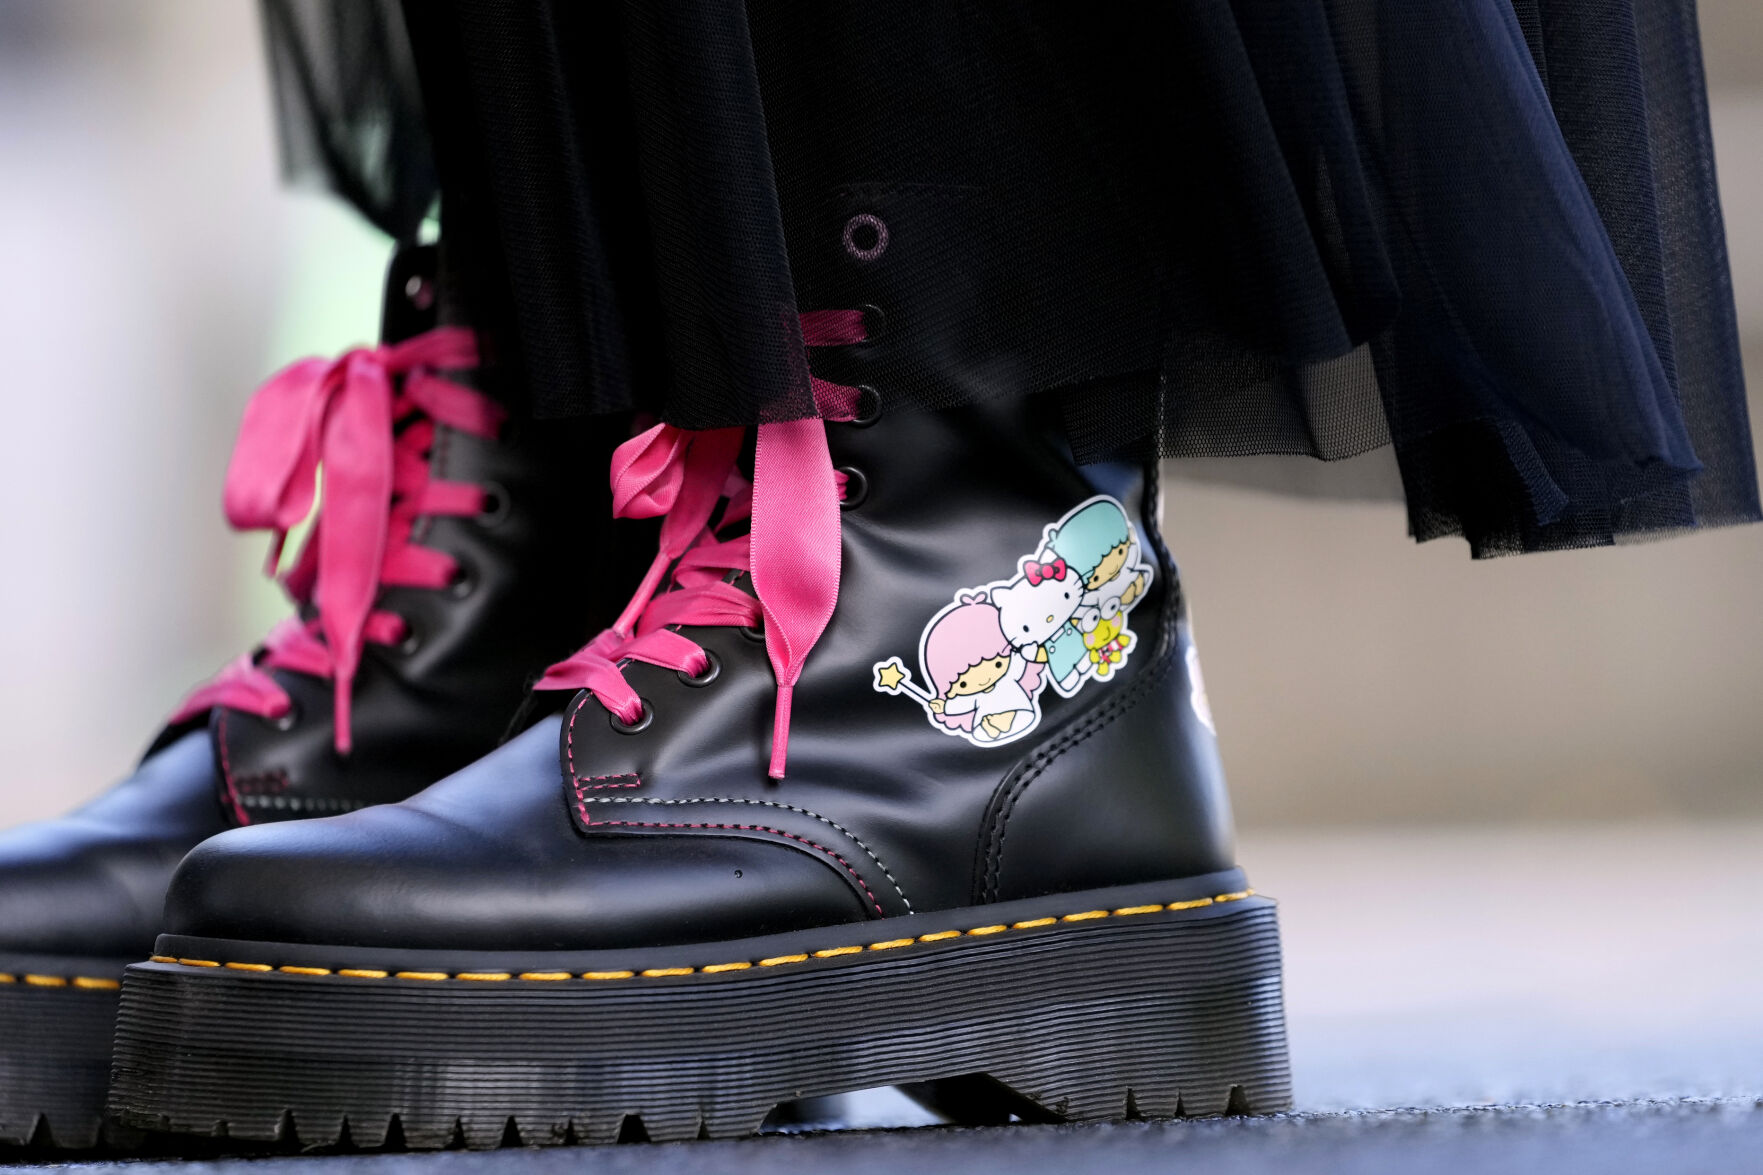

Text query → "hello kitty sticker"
[872,494,1153,747]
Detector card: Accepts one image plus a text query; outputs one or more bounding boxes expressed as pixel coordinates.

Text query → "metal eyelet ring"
[609,700,653,735]
[858,303,886,341]
[850,385,882,428]
[477,481,511,528]
[404,273,435,311]
[740,623,766,644]
[842,213,889,262]
[396,619,423,657]
[447,559,477,600]
[271,702,300,733]
[837,466,869,510]
[677,651,721,688]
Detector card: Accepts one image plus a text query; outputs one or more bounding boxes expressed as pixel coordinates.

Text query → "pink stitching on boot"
[564,700,642,787]
[214,711,252,827]
[571,775,886,916]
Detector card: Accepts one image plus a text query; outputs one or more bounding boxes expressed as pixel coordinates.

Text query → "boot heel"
[911,894,1291,1123]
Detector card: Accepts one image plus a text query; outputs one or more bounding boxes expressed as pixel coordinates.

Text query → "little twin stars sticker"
[872,494,1153,748]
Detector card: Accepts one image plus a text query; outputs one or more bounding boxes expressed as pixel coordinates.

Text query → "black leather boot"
[109,286,1290,1144]
[0,245,617,1148]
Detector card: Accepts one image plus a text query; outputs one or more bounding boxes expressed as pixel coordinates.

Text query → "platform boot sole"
[109,876,1288,1149]
[0,954,140,1148]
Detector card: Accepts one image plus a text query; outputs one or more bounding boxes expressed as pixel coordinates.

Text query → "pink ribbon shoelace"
[537,310,868,778]
[170,327,506,754]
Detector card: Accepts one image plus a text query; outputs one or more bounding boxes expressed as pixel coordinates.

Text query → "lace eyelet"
[837,466,869,510]
[477,481,511,528]
[677,651,721,688]
[842,213,888,262]
[396,620,423,657]
[609,700,653,734]
[850,385,882,428]
[270,703,300,733]
[740,623,766,644]
[404,274,435,311]
[447,560,477,600]
[858,304,887,341]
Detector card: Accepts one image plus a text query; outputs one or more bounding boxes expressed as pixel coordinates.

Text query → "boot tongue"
[535,312,872,777]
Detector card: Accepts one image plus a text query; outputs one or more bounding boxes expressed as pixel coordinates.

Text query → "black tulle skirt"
[265,0,1758,557]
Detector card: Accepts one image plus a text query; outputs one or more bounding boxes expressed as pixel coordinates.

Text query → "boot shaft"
[192,244,628,822]
[558,393,1234,914]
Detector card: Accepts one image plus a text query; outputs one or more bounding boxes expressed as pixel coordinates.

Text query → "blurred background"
[0,0,1759,1117]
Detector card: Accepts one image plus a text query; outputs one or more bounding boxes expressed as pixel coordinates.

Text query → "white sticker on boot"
[871,494,1154,748]
[1186,643,1216,735]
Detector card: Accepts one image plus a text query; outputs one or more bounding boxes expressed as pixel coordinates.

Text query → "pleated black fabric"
[259,0,434,241]
[269,0,1758,556]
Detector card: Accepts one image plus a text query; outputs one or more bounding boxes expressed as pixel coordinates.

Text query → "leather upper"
[165,401,1235,953]
[162,192,1237,955]
[166,716,870,950]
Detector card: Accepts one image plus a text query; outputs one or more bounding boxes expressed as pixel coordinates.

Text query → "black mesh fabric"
[275,0,1756,557]
[260,0,434,241]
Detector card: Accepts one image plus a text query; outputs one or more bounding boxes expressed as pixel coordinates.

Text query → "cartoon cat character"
[873,493,1153,740]
[990,555,1088,697]
[1046,497,1154,680]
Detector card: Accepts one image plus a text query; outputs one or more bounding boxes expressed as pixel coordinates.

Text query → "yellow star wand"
[872,657,938,706]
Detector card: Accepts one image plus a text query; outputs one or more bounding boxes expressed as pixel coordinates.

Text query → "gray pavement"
[18,1101,1763,1175]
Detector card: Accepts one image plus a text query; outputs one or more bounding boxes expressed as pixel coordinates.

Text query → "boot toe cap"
[0,731,224,958]
[163,809,467,947]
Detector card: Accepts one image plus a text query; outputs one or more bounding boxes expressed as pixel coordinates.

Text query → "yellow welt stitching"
[177,889,1258,984]
[0,975,15,984]
[148,955,177,964]
[73,977,121,990]
[24,975,66,987]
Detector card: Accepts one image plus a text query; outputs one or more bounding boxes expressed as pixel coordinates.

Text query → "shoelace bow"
[171,326,506,753]
[536,309,868,778]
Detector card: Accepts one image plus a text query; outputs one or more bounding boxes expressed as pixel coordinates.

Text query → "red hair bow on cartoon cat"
[1024,557,1067,586]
